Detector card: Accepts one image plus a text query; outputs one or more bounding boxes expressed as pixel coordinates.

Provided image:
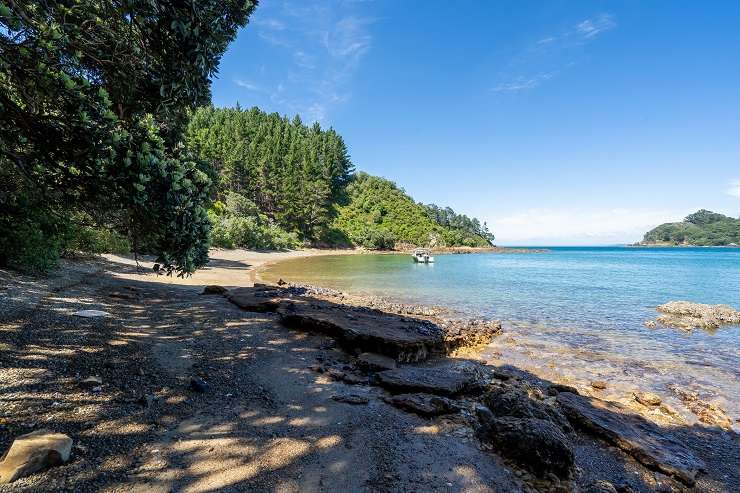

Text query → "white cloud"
[490,208,683,245]
[727,180,740,197]
[492,72,557,93]
[576,14,617,39]
[237,1,373,123]
[233,79,260,91]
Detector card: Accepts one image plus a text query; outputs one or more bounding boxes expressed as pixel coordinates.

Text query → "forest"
[186,107,494,251]
[640,209,740,246]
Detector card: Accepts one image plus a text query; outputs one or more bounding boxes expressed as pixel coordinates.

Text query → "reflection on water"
[262,247,740,427]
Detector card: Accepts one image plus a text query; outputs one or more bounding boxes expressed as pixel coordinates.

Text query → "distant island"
[638,209,740,246]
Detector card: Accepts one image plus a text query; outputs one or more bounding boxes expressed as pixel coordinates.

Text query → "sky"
[211,0,740,245]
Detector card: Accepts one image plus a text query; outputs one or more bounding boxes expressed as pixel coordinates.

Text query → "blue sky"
[212,1,740,245]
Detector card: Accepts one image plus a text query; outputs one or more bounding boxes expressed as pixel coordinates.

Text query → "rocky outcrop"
[556,392,705,486]
[202,285,228,295]
[482,384,572,434]
[0,430,73,484]
[374,363,484,396]
[226,284,501,362]
[384,393,458,417]
[476,416,574,479]
[655,301,740,330]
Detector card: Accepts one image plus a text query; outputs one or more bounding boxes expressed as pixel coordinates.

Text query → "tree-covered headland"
[185,107,495,251]
[640,210,740,246]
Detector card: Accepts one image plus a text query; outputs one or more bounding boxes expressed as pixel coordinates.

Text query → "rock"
[227,286,284,312]
[644,320,657,329]
[556,392,705,485]
[79,376,102,389]
[667,385,733,429]
[590,380,607,390]
[277,278,287,286]
[547,383,579,396]
[483,384,572,433]
[340,372,367,385]
[0,430,73,484]
[72,309,109,318]
[356,352,397,372]
[633,391,661,407]
[189,376,209,393]
[476,417,574,479]
[655,300,740,330]
[109,291,136,300]
[584,480,618,493]
[492,370,513,381]
[202,285,228,295]
[374,364,483,396]
[384,393,458,417]
[331,394,369,405]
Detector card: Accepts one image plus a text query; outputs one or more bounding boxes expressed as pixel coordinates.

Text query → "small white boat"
[412,248,435,263]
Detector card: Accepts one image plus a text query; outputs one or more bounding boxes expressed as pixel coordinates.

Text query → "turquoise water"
[264,247,740,422]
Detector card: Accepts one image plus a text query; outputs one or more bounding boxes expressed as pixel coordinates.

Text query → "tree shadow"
[0,259,737,492]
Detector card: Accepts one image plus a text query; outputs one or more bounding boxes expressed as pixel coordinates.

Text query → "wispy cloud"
[233,79,260,91]
[493,13,616,94]
[233,1,374,123]
[492,72,557,93]
[727,180,740,197]
[576,14,617,39]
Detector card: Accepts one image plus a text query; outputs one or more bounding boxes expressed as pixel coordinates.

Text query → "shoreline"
[1,250,737,491]
[256,251,739,435]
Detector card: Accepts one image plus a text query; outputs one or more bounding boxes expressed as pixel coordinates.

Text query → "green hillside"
[640,210,740,246]
[186,107,494,250]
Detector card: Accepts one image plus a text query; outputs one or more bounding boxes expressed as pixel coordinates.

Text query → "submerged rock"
[476,416,574,479]
[384,393,458,417]
[667,385,733,429]
[0,430,73,484]
[556,392,705,486]
[374,364,483,396]
[633,391,661,407]
[655,301,740,330]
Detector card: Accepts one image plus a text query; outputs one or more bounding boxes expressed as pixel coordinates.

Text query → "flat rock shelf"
[226,284,501,362]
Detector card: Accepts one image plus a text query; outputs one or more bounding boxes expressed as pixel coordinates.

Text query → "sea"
[262,247,740,427]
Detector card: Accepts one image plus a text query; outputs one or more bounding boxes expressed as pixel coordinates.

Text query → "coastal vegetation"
[0,0,257,275]
[640,210,740,246]
[186,106,494,251]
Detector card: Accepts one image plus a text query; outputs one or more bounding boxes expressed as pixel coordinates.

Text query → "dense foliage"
[333,173,494,249]
[641,210,740,246]
[0,0,256,274]
[186,106,353,241]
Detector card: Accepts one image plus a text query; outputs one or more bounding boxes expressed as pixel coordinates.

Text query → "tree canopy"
[641,210,740,246]
[0,0,256,274]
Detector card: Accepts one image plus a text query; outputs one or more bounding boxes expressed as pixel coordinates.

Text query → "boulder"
[374,364,483,396]
[202,285,228,295]
[483,384,572,433]
[476,416,574,479]
[356,352,397,372]
[227,286,283,312]
[556,392,705,485]
[0,430,73,484]
[384,393,458,417]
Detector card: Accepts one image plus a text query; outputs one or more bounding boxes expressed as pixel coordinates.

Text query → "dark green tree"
[0,0,257,274]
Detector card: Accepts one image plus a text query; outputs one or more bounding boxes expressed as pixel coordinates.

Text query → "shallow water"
[262,247,740,425]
